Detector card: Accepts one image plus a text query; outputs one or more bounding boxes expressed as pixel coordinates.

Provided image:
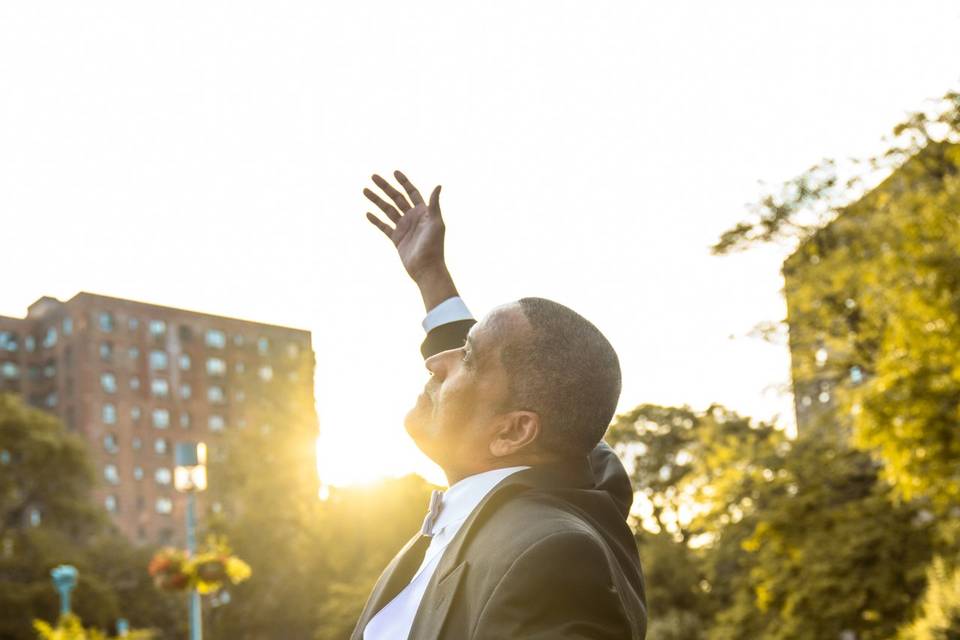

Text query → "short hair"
[498,297,622,457]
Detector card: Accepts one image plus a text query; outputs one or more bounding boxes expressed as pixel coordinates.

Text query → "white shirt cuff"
[422,297,474,333]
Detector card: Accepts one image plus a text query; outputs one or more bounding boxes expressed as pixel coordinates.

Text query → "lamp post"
[50,564,78,617]
[175,442,207,640]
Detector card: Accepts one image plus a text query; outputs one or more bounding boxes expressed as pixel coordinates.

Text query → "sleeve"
[422,296,474,333]
[470,531,643,640]
[420,297,477,360]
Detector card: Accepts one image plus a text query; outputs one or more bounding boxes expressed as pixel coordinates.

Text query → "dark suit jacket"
[351,319,647,639]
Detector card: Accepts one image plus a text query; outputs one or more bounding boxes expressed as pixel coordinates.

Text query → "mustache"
[422,379,440,402]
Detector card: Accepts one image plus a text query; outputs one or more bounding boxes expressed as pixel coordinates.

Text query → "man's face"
[404,303,528,477]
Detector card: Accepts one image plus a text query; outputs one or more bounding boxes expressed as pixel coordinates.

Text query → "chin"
[404,407,443,463]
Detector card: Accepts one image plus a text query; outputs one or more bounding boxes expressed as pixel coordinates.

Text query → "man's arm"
[470,531,644,640]
[363,170,476,358]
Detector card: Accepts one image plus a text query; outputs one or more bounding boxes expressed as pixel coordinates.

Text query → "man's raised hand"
[364,171,458,311]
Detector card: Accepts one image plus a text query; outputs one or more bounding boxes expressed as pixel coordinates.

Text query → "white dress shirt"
[421,296,474,333]
[363,465,530,640]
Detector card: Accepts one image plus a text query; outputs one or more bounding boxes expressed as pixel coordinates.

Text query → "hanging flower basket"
[147,536,251,594]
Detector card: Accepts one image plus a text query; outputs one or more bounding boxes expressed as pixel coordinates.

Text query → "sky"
[2,1,958,486]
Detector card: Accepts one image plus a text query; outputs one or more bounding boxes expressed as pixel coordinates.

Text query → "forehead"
[467,303,529,353]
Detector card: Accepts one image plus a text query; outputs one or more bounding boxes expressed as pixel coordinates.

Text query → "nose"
[424,347,459,378]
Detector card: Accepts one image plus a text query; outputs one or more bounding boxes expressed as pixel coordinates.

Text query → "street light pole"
[175,442,207,640]
[186,492,201,640]
[50,565,78,617]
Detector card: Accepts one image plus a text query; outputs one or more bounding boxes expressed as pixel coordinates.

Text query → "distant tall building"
[0,292,315,545]
[782,141,957,432]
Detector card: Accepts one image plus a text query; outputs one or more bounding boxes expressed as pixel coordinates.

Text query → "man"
[352,171,647,639]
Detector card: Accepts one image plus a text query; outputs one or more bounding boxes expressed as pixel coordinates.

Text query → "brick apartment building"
[0,292,315,545]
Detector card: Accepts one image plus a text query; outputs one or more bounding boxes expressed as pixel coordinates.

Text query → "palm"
[364,171,446,280]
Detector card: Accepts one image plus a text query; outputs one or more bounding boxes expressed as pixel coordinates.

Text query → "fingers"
[394,171,425,207]
[372,174,412,212]
[429,185,442,217]
[363,188,402,224]
[365,212,395,240]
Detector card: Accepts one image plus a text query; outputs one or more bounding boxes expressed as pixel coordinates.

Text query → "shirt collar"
[431,466,530,536]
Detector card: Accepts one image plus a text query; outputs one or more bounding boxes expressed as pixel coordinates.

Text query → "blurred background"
[1,1,959,638]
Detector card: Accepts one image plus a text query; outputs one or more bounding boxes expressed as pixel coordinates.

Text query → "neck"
[442,451,564,486]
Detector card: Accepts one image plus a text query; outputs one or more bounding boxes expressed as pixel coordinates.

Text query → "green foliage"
[897,556,960,639]
[611,403,934,640]
[713,88,960,508]
[0,394,182,639]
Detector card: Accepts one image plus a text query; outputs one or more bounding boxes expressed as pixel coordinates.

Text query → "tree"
[712,89,960,509]
[609,403,934,639]
[897,556,960,639]
[0,393,182,639]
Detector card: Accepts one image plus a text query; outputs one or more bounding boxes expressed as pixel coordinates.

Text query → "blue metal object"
[50,565,78,616]
[187,492,202,640]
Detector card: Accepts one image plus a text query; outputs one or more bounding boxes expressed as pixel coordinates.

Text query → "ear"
[489,411,541,458]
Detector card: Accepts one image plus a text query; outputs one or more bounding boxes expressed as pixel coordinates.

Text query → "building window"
[41,327,57,349]
[130,376,141,391]
[258,365,273,382]
[208,415,225,432]
[287,343,300,358]
[0,362,18,380]
[128,317,139,332]
[99,342,113,362]
[235,390,245,403]
[149,350,168,370]
[155,467,172,485]
[258,337,269,355]
[180,412,191,428]
[0,331,18,352]
[151,378,170,398]
[206,358,226,376]
[103,403,117,424]
[105,495,119,513]
[233,334,245,346]
[104,464,120,485]
[155,498,173,515]
[179,383,192,400]
[129,346,140,360]
[235,362,245,374]
[207,386,225,404]
[98,312,114,333]
[132,437,142,451]
[100,373,117,394]
[131,406,142,422]
[154,438,169,455]
[62,317,73,335]
[103,433,119,454]
[149,320,167,338]
[25,336,35,352]
[133,466,143,480]
[43,364,56,378]
[205,329,227,349]
[179,354,191,370]
[44,392,57,408]
[152,409,170,429]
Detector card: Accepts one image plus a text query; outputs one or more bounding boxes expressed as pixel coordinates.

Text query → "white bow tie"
[420,489,444,537]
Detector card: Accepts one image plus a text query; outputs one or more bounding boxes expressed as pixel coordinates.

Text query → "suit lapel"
[407,560,468,638]
[349,533,426,640]
[353,458,595,639]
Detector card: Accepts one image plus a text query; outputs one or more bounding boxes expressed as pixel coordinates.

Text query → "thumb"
[429,185,442,218]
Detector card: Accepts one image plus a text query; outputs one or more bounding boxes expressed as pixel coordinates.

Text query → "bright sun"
[315,430,444,488]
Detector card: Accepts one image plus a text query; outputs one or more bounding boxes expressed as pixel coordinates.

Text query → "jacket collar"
[405,455,593,638]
